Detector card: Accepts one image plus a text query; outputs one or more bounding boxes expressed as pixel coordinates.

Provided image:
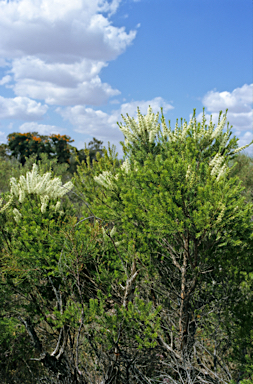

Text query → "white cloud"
[19,122,63,135]
[14,76,120,106]
[0,59,8,67]
[198,84,253,154]
[0,96,48,120]
[0,0,136,107]
[58,105,121,141]
[12,57,107,86]
[119,97,174,117]
[237,131,253,150]
[99,0,122,16]
[58,97,174,142]
[201,83,253,132]
[110,99,121,104]
[10,56,120,105]
[0,0,136,63]
[203,84,252,114]
[0,75,12,85]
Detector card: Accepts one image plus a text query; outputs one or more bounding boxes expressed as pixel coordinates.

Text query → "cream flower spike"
[9,164,74,213]
[13,208,22,223]
[118,106,160,144]
[0,196,13,214]
[209,153,229,182]
[232,142,253,154]
[94,171,116,190]
[121,158,131,173]
[211,114,227,140]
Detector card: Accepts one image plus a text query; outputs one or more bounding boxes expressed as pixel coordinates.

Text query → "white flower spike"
[9,164,74,214]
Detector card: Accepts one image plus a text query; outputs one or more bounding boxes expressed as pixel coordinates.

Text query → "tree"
[48,134,74,164]
[73,137,105,167]
[75,107,253,383]
[7,132,74,166]
[6,132,106,178]
[0,164,77,383]
[0,143,10,158]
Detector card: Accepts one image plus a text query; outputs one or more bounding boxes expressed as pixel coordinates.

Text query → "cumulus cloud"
[0,59,7,67]
[0,0,136,63]
[58,97,174,142]
[119,97,174,117]
[58,106,121,141]
[0,0,136,108]
[10,56,120,105]
[201,84,253,131]
[11,57,107,86]
[199,84,253,154]
[203,84,252,114]
[0,96,48,120]
[237,131,253,151]
[0,75,12,86]
[19,122,63,135]
[14,76,120,106]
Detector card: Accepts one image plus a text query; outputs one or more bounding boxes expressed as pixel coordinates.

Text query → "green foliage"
[7,132,74,166]
[0,134,106,198]
[68,136,105,174]
[0,143,10,158]
[0,107,253,383]
[229,152,253,203]
[76,137,104,163]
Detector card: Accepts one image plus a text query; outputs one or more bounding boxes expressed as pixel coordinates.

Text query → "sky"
[0,0,252,158]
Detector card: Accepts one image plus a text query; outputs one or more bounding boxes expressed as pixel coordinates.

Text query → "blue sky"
[0,0,252,157]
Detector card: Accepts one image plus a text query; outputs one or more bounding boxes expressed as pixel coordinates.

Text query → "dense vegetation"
[0,108,252,384]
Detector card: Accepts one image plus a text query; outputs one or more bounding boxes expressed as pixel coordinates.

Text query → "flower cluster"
[185,164,196,189]
[13,208,22,223]
[94,158,135,190]
[209,153,228,182]
[9,164,74,216]
[161,110,229,144]
[0,196,13,214]
[161,108,251,157]
[216,203,226,224]
[94,171,117,190]
[120,158,131,173]
[97,107,252,190]
[118,106,160,144]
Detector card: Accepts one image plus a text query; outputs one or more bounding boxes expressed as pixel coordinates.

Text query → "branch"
[56,326,68,359]
[107,232,129,278]
[158,335,182,361]
[76,310,84,376]
[63,185,102,222]
[160,238,182,271]
[74,216,96,226]
[18,316,43,353]
[51,328,63,357]
[120,259,141,307]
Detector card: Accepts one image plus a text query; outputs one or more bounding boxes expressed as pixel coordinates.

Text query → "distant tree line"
[0,132,104,169]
